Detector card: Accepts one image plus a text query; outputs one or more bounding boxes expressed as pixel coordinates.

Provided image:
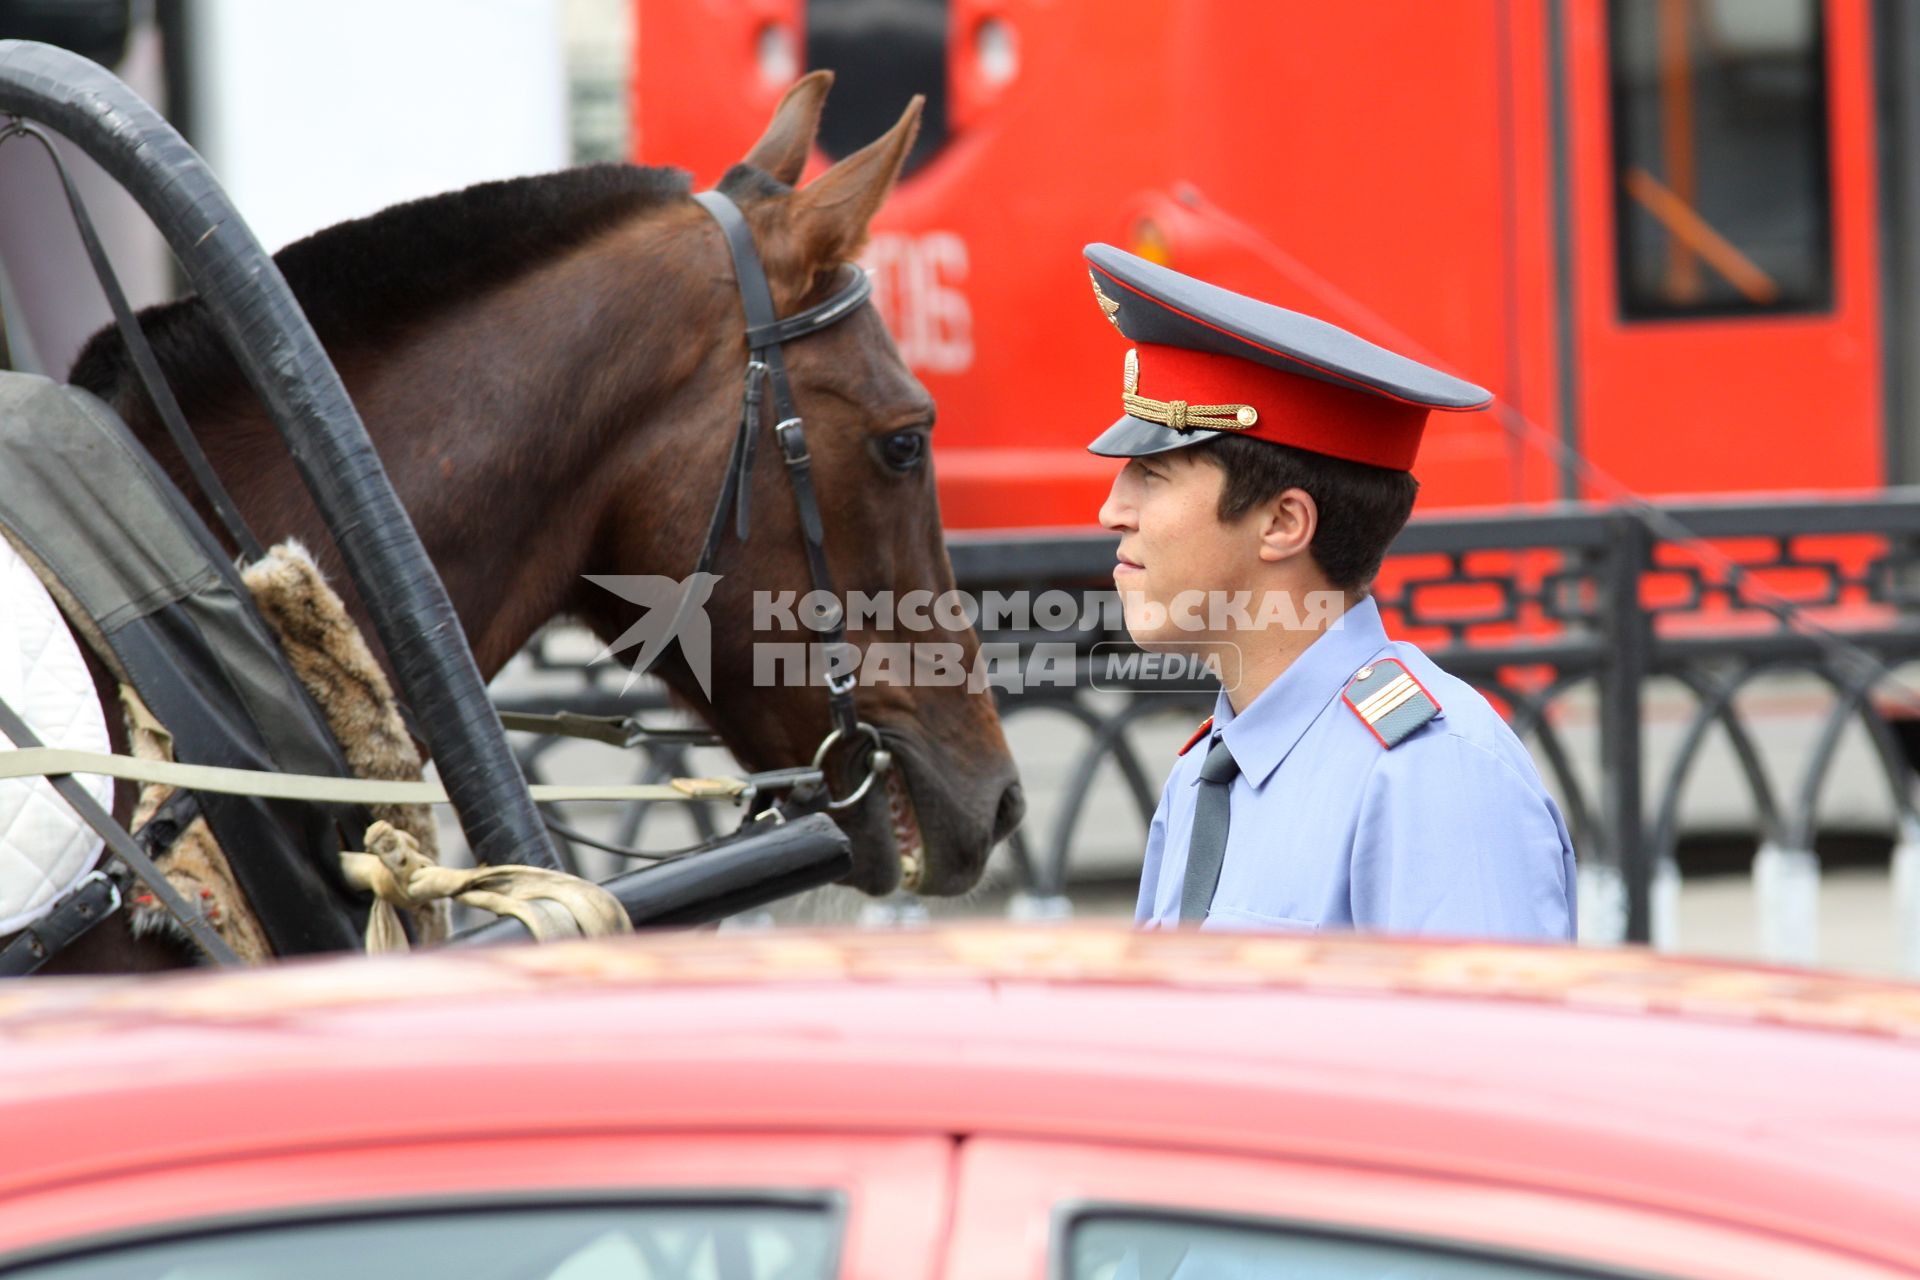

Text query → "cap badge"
[1090,271,1122,329]
[1123,348,1140,394]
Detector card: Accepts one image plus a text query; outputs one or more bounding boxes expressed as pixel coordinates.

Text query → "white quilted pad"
[0,539,113,934]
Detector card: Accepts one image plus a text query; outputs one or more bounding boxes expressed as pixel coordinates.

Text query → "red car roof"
[3,926,1918,1264]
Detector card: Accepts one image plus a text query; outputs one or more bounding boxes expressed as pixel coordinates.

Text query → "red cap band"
[1130,343,1430,471]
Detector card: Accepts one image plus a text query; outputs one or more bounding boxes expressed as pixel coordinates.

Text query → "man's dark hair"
[1199,435,1418,592]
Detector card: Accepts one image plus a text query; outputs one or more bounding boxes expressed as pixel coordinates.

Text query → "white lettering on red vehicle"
[864,231,973,374]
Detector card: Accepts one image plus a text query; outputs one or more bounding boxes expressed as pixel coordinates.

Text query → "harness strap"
[745,268,874,349]
[776,419,828,548]
[0,745,748,805]
[0,871,117,976]
[734,359,765,542]
[0,122,265,563]
[496,709,720,749]
[775,417,859,727]
[693,191,801,420]
[693,360,763,576]
[0,693,239,965]
[691,190,865,741]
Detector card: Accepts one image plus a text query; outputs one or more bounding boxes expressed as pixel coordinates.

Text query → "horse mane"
[68,162,703,415]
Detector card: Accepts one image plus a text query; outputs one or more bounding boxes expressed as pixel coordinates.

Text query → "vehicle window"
[6,1203,838,1280]
[1068,1212,1623,1280]
[1607,0,1832,318]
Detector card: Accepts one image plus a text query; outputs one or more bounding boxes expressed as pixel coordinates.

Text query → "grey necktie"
[1180,736,1240,923]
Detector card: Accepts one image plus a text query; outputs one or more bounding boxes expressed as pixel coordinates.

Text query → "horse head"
[576,75,1024,896]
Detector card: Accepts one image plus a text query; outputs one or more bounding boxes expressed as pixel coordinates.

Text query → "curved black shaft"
[448,813,852,944]
[0,41,553,870]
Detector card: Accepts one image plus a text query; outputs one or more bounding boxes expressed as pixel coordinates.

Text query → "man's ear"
[1257,488,1318,565]
[785,94,922,268]
[742,70,834,186]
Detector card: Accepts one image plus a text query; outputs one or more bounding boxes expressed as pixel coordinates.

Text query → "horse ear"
[743,70,835,185]
[786,94,922,267]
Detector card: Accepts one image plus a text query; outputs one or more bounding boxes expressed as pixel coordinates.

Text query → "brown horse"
[38,74,1022,970]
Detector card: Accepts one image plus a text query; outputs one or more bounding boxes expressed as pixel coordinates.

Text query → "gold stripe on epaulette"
[1354,672,1414,716]
[1360,679,1423,724]
[1354,673,1416,720]
[1367,679,1428,721]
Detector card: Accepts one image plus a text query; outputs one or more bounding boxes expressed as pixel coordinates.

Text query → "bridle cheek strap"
[692,189,872,752]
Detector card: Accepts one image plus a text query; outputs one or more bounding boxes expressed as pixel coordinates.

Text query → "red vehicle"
[1,926,1917,1277]
[635,0,1906,530]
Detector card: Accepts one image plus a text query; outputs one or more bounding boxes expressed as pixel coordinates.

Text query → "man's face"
[1098,448,1261,648]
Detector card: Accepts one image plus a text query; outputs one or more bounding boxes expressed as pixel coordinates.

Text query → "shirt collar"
[1205,594,1391,788]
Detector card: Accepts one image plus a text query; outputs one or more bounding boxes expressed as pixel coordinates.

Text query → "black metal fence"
[500,492,1920,964]
[950,493,1920,957]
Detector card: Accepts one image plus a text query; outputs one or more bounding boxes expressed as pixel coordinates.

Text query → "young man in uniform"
[1086,245,1576,938]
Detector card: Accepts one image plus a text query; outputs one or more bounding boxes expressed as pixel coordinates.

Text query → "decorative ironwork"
[949,493,1920,969]
[498,492,1920,972]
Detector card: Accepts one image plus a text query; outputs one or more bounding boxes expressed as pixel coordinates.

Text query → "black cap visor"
[1086,413,1217,458]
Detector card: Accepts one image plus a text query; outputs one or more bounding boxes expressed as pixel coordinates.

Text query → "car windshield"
[7,1203,839,1280]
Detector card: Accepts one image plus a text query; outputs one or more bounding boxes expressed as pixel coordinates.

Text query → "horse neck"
[140,224,711,683]
[377,246,721,677]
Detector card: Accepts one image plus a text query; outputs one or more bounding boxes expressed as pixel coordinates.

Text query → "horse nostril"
[992,782,1026,843]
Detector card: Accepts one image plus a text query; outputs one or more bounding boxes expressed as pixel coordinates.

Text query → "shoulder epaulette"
[1177,715,1214,757]
[1342,658,1439,749]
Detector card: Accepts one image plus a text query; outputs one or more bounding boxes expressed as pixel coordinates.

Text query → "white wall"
[189,0,570,252]
[0,21,174,378]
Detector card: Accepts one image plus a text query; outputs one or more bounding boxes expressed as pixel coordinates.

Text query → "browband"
[693,190,872,358]
[747,265,873,348]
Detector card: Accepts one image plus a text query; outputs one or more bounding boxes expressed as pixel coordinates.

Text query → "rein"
[684,189,890,812]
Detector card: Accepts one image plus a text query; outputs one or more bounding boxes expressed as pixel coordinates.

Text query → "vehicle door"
[940,1136,1914,1280]
[0,1131,954,1280]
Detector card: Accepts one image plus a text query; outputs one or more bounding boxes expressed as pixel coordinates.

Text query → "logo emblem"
[584,572,722,697]
[1123,348,1139,394]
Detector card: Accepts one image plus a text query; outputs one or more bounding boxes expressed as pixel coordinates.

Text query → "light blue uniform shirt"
[1136,596,1576,938]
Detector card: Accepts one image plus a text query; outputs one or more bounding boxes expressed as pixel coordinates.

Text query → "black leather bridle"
[689,189,890,811]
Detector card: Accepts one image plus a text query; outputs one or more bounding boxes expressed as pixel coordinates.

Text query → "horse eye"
[880,430,927,471]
